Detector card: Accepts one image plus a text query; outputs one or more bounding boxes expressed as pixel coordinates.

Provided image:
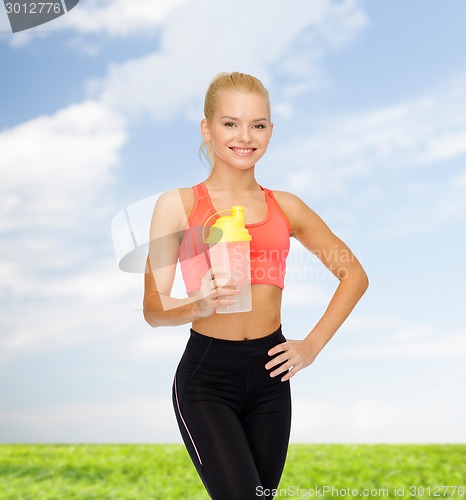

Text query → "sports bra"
[179,182,291,294]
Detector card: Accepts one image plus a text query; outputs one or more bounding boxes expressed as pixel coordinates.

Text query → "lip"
[229,147,257,157]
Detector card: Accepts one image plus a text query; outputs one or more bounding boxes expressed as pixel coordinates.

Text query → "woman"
[143,71,368,500]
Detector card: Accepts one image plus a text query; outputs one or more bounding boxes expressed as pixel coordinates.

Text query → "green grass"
[0,444,465,499]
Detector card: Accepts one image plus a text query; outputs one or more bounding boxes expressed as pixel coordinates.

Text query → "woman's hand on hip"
[265,338,320,382]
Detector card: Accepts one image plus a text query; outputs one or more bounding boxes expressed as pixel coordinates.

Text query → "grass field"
[0,444,465,499]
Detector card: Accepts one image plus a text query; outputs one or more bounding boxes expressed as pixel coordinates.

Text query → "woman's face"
[201,90,273,171]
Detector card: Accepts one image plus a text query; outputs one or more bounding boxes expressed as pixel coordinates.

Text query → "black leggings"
[172,325,292,500]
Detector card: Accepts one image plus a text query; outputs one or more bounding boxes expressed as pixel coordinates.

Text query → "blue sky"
[1,0,465,445]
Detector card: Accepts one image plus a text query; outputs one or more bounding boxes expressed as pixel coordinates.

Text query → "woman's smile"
[229,147,257,157]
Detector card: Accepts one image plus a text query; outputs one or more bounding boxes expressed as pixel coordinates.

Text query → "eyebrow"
[220,115,268,122]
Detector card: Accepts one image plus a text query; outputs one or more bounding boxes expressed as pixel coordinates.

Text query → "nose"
[238,126,252,143]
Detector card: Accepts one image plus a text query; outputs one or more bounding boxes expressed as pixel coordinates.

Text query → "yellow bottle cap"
[206,205,252,243]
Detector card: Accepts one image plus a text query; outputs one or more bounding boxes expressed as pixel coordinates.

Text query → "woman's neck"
[204,165,260,192]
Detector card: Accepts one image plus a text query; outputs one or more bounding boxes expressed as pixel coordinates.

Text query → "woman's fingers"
[265,342,288,369]
[197,270,240,314]
[265,341,299,379]
[266,339,319,381]
[199,271,216,294]
[214,285,240,306]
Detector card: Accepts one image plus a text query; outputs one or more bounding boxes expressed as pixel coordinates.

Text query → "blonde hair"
[199,71,271,168]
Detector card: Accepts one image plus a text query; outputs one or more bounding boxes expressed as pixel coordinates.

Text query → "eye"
[254,124,266,129]
[224,122,235,127]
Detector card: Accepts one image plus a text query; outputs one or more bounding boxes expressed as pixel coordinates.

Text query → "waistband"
[189,324,284,349]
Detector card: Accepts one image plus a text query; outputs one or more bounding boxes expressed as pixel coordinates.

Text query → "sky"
[0,0,465,445]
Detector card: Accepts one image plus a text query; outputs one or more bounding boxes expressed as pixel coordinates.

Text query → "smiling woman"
[143,71,368,499]
[199,72,272,170]
[200,90,273,172]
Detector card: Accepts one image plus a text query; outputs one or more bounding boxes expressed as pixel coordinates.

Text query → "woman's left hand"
[265,338,320,382]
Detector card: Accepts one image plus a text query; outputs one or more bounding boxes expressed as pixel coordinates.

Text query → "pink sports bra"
[179,182,291,294]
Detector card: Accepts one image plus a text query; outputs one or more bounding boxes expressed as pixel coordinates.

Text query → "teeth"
[232,148,254,153]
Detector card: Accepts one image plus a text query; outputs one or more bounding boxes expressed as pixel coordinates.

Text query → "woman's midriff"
[191,284,282,340]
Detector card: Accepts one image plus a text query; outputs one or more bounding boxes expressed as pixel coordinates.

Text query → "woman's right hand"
[194,270,240,318]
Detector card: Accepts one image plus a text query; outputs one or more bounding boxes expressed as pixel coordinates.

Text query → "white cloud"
[282,283,330,306]
[12,260,140,302]
[290,397,466,442]
[3,392,465,443]
[0,283,141,361]
[342,315,401,331]
[0,106,186,370]
[2,0,367,66]
[333,326,466,359]
[291,398,402,442]
[0,99,133,375]
[88,0,367,121]
[0,256,188,365]
[270,76,466,198]
[0,100,127,230]
[412,170,466,228]
[0,0,188,45]
[264,73,466,236]
[128,327,189,361]
[61,0,189,37]
[0,397,179,443]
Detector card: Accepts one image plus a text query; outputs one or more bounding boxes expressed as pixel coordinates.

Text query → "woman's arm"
[266,191,369,380]
[143,256,204,328]
[143,189,238,328]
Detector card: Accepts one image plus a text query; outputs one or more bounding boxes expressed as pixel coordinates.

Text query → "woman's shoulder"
[269,189,309,212]
[154,186,195,223]
[157,187,194,207]
[268,189,319,235]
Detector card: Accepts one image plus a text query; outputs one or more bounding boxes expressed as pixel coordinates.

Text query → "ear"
[269,121,274,140]
[200,118,211,142]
